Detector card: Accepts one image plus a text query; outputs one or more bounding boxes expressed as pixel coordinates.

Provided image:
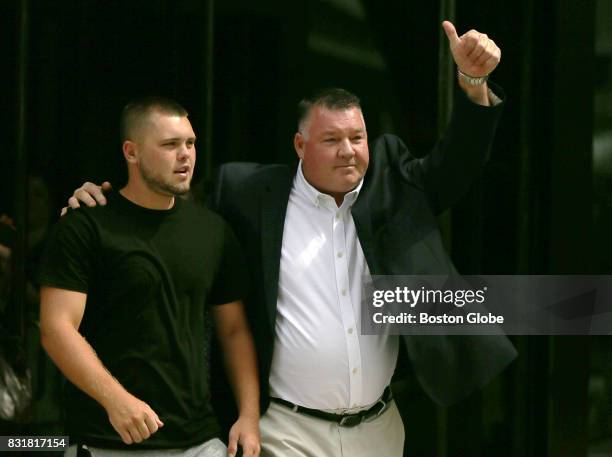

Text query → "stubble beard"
[140,162,191,196]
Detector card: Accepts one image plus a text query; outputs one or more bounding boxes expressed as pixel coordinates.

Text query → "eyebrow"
[320,128,365,136]
[160,136,197,142]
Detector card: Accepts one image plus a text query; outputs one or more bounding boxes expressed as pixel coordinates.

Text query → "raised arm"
[387,22,504,213]
[212,300,260,457]
[40,287,163,444]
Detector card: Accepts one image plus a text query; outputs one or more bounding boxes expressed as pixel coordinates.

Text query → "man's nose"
[177,143,189,160]
[338,139,355,158]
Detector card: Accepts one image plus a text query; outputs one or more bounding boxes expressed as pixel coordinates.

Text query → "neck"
[120,180,175,210]
[332,193,345,207]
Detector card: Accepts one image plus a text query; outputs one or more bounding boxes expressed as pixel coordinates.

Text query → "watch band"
[457,69,489,86]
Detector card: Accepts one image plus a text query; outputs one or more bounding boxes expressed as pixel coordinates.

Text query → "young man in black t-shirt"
[39,97,260,457]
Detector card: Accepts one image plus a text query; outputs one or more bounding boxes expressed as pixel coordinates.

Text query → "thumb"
[101,181,113,192]
[442,21,460,47]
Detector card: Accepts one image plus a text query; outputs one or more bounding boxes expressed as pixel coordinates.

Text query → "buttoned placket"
[319,193,363,408]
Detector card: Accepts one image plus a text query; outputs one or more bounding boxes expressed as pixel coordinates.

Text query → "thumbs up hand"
[442,21,501,78]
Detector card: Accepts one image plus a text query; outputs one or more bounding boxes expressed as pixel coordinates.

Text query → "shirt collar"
[294,160,363,209]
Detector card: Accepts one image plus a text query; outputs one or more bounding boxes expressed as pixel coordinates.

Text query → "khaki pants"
[260,400,405,457]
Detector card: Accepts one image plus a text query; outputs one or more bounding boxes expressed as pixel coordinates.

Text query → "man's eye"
[324,138,337,143]
[351,136,363,142]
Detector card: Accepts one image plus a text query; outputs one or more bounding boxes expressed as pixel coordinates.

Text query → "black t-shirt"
[39,192,247,449]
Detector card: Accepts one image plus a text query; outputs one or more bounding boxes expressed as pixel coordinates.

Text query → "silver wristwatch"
[457,69,489,85]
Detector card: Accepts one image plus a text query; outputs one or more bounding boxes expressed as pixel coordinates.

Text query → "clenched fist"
[442,21,501,78]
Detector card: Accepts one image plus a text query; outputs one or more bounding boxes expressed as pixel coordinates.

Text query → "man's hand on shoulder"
[61,181,113,216]
[227,414,261,457]
[442,21,501,106]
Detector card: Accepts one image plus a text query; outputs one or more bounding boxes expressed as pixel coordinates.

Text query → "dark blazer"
[212,85,517,409]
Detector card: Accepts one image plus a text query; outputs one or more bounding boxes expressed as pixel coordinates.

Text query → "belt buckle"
[339,414,362,427]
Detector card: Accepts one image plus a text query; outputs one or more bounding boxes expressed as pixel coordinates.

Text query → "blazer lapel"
[352,193,377,274]
[260,167,293,330]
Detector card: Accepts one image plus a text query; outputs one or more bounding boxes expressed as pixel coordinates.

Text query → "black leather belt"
[270,386,393,427]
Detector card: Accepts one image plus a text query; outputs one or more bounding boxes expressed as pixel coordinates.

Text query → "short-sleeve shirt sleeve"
[38,210,97,293]
[207,222,249,306]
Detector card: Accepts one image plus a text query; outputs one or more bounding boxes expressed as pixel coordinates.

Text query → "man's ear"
[294,132,304,160]
[122,141,138,164]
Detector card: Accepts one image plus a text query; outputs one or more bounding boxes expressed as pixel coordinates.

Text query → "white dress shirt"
[268,162,399,410]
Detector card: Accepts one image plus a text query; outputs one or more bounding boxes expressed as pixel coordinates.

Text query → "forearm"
[41,322,128,410]
[458,79,490,107]
[219,326,260,419]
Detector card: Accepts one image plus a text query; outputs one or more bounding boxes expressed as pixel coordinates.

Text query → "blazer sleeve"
[392,82,505,215]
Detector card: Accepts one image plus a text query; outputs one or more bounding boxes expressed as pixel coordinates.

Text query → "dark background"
[1,0,611,456]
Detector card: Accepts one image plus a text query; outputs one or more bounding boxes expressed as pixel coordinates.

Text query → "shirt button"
[352,367,358,374]
[347,328,354,334]
[337,251,344,258]
[341,289,347,296]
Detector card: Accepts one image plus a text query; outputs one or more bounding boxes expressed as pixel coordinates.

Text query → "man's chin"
[153,182,191,197]
[172,184,191,196]
[341,175,363,188]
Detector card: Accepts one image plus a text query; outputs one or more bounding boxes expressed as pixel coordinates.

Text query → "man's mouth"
[174,166,190,177]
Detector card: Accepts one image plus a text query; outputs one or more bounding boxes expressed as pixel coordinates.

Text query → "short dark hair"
[120,96,188,142]
[297,87,361,132]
